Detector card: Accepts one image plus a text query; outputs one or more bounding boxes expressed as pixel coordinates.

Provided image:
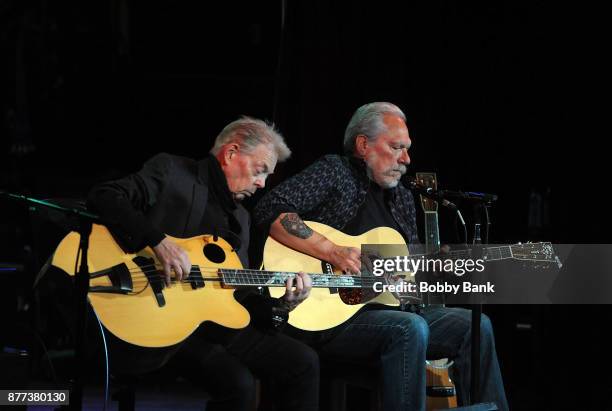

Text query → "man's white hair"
[343,102,407,155]
[210,116,291,161]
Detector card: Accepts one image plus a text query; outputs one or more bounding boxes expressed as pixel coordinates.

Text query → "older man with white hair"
[88,116,318,411]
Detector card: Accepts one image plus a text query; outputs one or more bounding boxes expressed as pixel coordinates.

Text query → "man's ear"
[220,143,240,165]
[354,135,369,157]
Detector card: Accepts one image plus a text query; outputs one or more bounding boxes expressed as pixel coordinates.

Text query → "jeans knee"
[479,313,495,343]
[480,313,492,334]
[411,315,429,346]
[393,313,429,348]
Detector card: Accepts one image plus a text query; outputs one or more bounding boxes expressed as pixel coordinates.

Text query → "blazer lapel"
[183,159,210,236]
[184,182,208,237]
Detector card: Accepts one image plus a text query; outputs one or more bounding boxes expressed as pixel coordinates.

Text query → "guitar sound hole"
[203,243,226,264]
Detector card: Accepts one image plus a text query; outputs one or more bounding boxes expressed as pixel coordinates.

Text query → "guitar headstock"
[510,242,562,269]
[416,172,438,212]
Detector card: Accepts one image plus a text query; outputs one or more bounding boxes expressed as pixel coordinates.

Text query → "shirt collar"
[206,154,237,211]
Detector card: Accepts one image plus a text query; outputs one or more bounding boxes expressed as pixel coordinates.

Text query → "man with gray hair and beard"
[254,103,509,410]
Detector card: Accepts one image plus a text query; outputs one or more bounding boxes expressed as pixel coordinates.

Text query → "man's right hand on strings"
[327,244,361,275]
[153,237,192,286]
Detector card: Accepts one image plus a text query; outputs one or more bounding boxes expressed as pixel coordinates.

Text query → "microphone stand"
[471,219,482,404]
[1,192,100,411]
[404,180,498,407]
[470,201,493,406]
[71,218,93,411]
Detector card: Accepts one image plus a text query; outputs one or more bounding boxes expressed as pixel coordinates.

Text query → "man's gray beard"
[366,167,399,189]
[384,180,400,188]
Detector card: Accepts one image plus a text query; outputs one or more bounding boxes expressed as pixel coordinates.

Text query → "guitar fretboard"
[445,246,513,261]
[220,243,558,288]
[425,211,441,255]
[219,269,367,288]
[376,243,556,265]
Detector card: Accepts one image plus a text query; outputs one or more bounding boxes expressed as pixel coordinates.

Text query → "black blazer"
[87,153,250,261]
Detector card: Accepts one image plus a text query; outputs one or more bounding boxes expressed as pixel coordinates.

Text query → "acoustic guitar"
[264,221,559,331]
[51,224,371,347]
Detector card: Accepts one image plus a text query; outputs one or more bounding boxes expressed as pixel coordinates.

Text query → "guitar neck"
[219,268,368,288]
[225,246,541,288]
[424,211,441,255]
[382,244,550,264]
[448,245,525,262]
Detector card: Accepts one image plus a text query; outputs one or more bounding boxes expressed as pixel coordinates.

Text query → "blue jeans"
[317,306,509,411]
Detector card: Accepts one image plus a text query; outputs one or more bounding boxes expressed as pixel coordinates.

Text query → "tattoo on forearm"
[280,213,313,239]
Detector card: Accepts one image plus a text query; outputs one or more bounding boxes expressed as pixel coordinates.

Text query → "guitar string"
[90,266,389,288]
[86,258,421,296]
[116,271,382,286]
[110,263,383,283]
[86,243,546,290]
[113,242,540,280]
[88,246,549,289]
[120,243,523,274]
[122,265,374,280]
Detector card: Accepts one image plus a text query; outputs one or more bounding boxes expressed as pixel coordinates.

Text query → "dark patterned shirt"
[254,155,421,247]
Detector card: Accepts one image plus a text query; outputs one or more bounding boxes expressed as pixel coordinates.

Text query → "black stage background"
[1,1,608,410]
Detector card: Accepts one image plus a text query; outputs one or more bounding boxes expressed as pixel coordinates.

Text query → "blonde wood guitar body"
[52,224,249,348]
[264,221,411,331]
